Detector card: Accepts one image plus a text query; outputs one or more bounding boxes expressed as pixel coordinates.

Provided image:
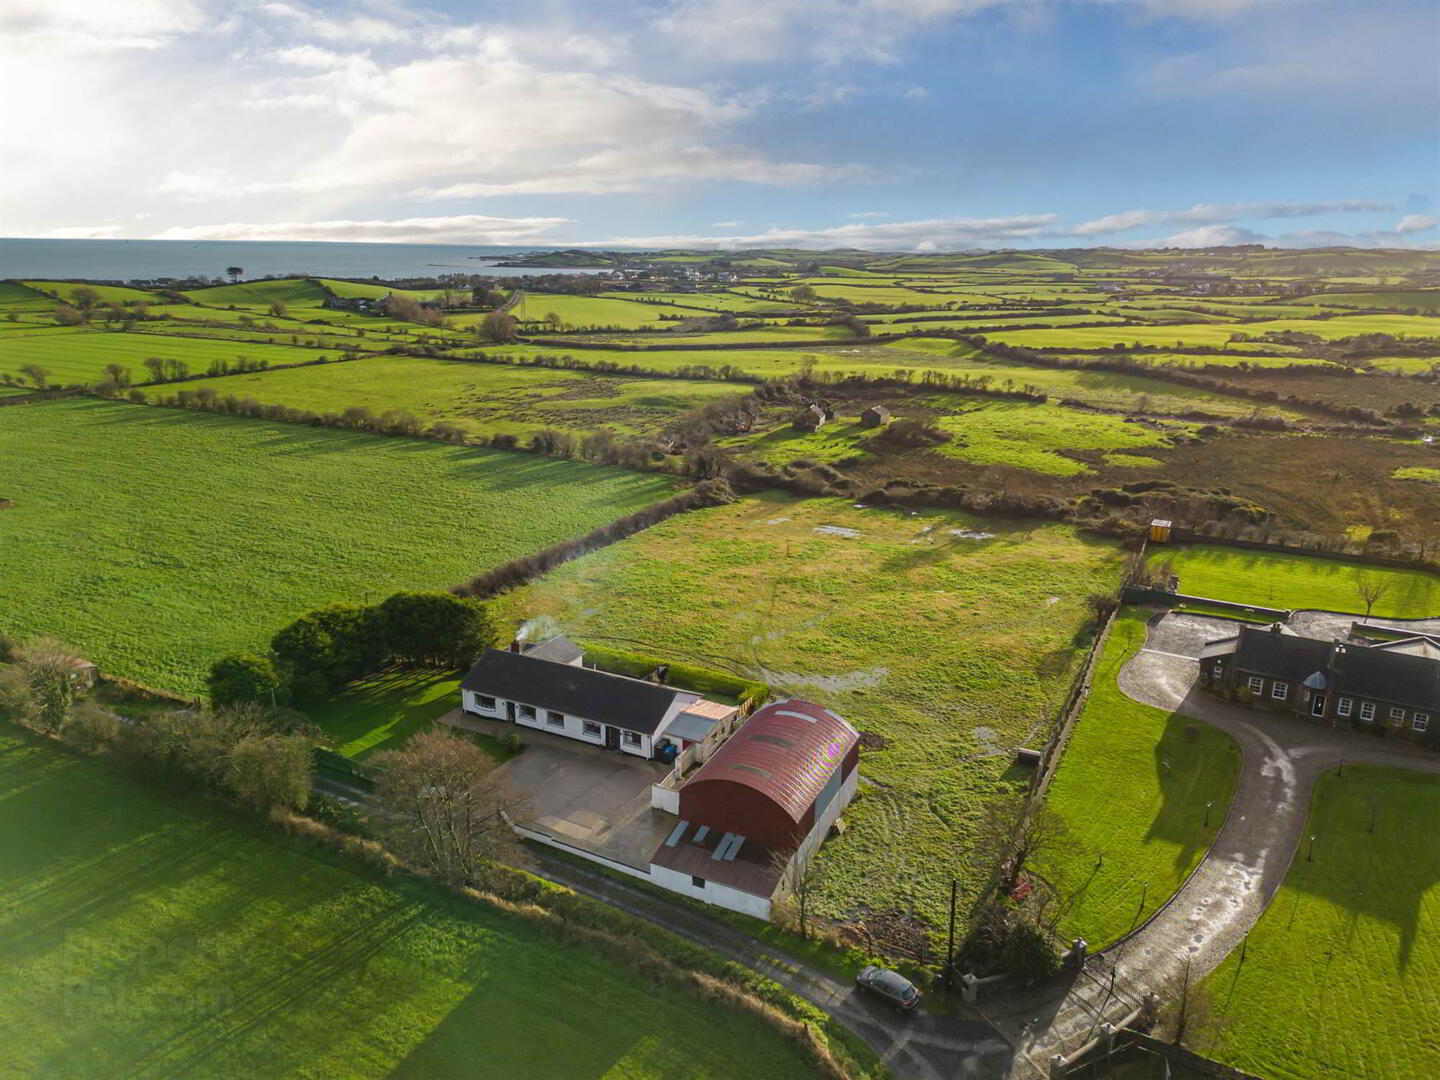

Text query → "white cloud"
[18,225,127,239]
[583,214,1059,250]
[1072,200,1394,236]
[150,214,572,245]
[0,0,207,54]
[709,220,743,228]
[1133,224,1269,248]
[847,210,890,219]
[258,2,407,45]
[1396,215,1438,235]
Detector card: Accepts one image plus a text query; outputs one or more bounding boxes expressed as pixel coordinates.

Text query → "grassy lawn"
[0,399,675,695]
[1202,767,1440,1080]
[988,313,1440,349]
[494,492,1125,933]
[306,668,487,760]
[172,355,750,439]
[1040,611,1241,946]
[0,724,821,1080]
[1158,544,1440,618]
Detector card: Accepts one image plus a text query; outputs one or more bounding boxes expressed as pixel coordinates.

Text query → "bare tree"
[103,362,131,387]
[70,286,101,312]
[976,795,1070,897]
[226,732,312,811]
[19,363,50,389]
[371,729,524,885]
[770,842,830,939]
[1354,571,1389,623]
[9,637,87,731]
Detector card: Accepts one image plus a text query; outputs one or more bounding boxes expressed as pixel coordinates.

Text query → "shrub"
[208,652,289,707]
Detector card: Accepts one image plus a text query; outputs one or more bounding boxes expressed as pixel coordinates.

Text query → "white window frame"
[476,695,496,711]
[622,730,642,747]
[1270,682,1289,701]
[1413,713,1429,733]
[517,704,536,720]
[1247,676,1265,695]
[1359,702,1376,722]
[1211,663,1223,679]
[1390,706,1406,724]
[545,710,565,728]
[1336,697,1353,717]
[582,720,602,737]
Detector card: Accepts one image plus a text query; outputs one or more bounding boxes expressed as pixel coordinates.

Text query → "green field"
[509,294,686,330]
[1158,544,1440,618]
[1393,466,1440,485]
[1041,611,1240,946]
[494,493,1125,930]
[0,724,819,1080]
[731,398,1183,476]
[988,314,1440,350]
[0,330,353,388]
[1202,767,1440,1080]
[0,399,675,694]
[22,280,168,305]
[1293,289,1440,313]
[316,278,446,302]
[185,278,334,308]
[172,355,749,439]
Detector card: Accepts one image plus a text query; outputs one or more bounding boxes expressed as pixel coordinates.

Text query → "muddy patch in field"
[753,664,888,692]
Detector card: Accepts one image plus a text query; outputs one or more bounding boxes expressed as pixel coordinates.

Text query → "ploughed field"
[0,398,675,695]
[494,493,1126,933]
[0,724,819,1080]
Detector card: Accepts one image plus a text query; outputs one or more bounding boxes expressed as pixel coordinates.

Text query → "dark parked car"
[855,966,922,1013]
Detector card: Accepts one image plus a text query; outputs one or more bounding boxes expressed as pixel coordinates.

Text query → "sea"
[0,238,609,282]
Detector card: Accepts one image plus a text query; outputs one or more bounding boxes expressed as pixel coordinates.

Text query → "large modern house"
[1201,623,1440,741]
[460,638,741,761]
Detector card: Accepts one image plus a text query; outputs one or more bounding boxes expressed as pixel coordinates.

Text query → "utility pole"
[945,879,958,987]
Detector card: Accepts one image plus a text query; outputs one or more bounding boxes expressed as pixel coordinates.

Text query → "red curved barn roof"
[687,700,859,823]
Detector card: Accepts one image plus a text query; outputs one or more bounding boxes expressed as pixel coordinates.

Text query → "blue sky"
[1,0,1435,250]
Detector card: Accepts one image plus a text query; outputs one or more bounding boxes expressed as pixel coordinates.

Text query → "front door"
[1311,693,1326,717]
[506,701,516,722]
[605,726,620,751]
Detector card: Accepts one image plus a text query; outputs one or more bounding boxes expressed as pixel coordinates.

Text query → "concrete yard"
[440,708,677,870]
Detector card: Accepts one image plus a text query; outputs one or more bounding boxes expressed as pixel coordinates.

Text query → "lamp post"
[1307,833,1317,861]
[1205,801,1213,827]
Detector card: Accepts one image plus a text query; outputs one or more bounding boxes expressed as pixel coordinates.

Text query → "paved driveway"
[990,607,1440,1077]
[494,740,676,871]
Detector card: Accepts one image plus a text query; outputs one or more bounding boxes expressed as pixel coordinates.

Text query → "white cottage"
[459,639,736,760]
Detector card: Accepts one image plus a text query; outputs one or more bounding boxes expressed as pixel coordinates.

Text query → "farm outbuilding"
[792,403,829,432]
[859,405,892,428]
[648,700,860,917]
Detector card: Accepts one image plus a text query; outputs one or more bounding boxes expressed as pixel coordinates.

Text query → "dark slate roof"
[523,636,584,664]
[461,649,687,734]
[1332,644,1440,711]
[1231,624,1334,682]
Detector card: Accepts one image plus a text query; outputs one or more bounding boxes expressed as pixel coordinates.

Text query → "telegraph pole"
[945,879,958,987]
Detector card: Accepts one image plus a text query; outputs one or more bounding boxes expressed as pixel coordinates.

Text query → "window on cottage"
[1270,682,1288,700]
[517,704,536,720]
[1336,697,1353,717]
[1359,702,1376,721]
[477,695,496,711]
[622,731,642,747]
[582,720,602,737]
[1413,713,1429,733]
[546,710,565,728]
[691,875,706,889]
[1247,676,1264,694]
[1211,663,1223,678]
[1390,707,1406,723]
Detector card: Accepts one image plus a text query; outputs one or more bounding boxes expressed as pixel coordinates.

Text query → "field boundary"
[1030,605,1118,798]
[1157,528,1440,575]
